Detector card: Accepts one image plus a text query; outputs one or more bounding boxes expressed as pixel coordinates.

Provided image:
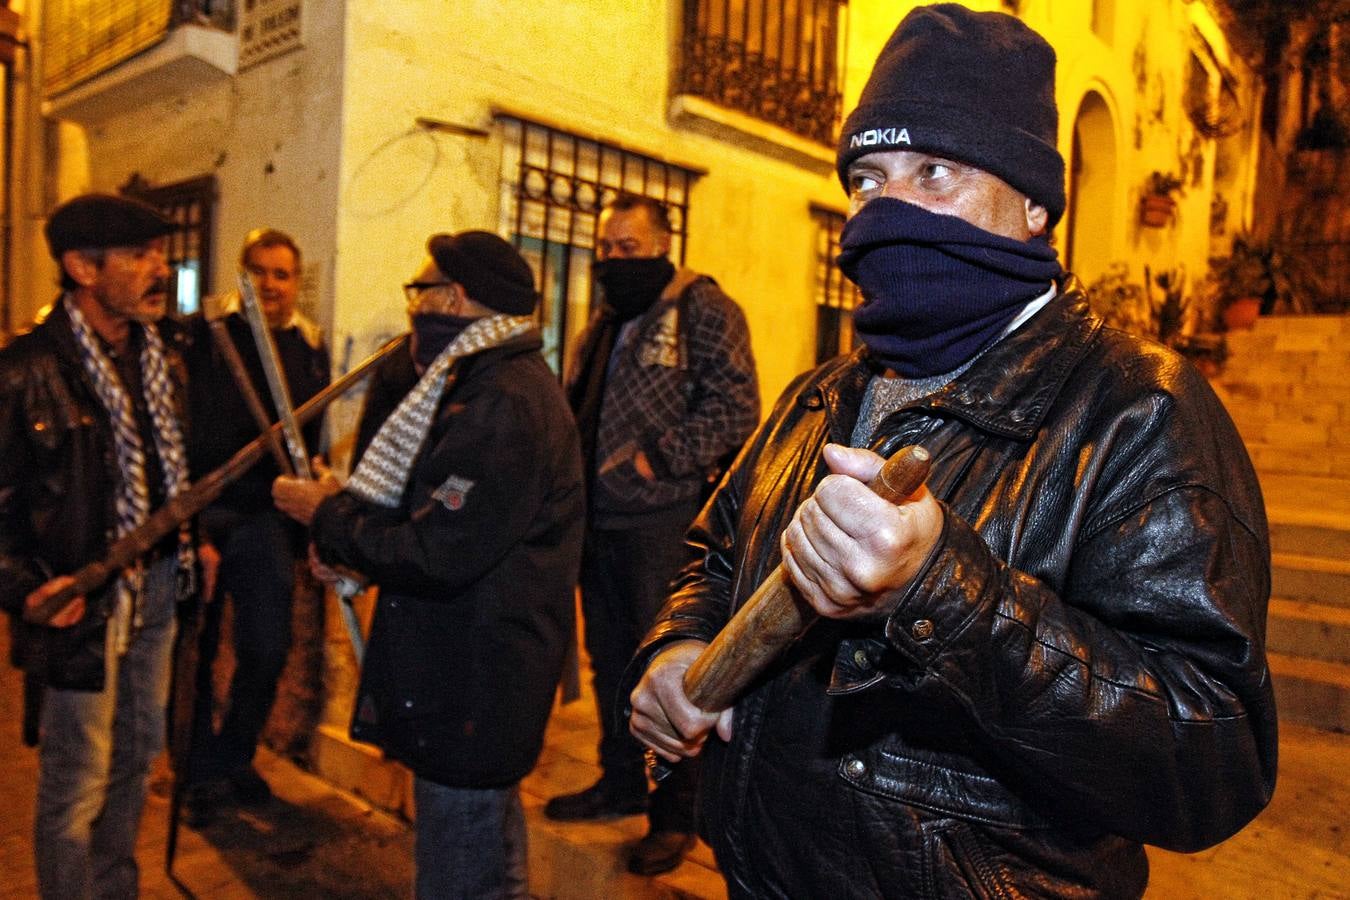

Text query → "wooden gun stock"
[681,444,931,712]
[23,334,409,626]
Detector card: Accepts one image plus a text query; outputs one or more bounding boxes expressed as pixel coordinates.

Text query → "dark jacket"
[183,311,330,513]
[311,331,584,788]
[0,300,190,689]
[569,269,759,526]
[633,281,1277,898]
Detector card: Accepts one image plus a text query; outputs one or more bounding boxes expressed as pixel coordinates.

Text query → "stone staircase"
[1215,315,1350,733]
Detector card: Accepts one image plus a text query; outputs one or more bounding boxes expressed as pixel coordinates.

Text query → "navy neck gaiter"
[837,198,1062,377]
[411,313,476,369]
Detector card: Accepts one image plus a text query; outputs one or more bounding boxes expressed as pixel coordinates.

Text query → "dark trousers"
[191,506,298,779]
[580,499,701,834]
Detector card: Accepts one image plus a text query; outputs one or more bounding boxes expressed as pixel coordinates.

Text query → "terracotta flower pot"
[1139,194,1176,227]
[1222,296,1261,331]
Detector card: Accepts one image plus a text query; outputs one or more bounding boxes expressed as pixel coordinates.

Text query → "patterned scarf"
[66,297,193,652]
[347,314,535,508]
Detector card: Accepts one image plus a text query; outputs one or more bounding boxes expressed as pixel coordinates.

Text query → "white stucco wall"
[28,0,346,332]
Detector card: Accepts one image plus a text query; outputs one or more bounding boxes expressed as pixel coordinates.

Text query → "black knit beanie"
[427,231,538,316]
[836,4,1066,228]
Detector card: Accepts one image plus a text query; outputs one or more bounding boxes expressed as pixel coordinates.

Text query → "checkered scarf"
[66,297,192,651]
[346,314,534,508]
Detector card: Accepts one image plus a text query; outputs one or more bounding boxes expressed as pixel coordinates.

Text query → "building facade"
[0,0,1267,808]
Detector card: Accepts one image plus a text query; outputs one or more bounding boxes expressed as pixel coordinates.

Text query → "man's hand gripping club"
[629,443,940,764]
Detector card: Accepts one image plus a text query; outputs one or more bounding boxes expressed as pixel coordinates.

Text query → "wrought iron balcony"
[43,0,233,97]
[677,0,844,147]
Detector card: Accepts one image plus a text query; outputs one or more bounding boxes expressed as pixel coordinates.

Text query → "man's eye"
[921,162,954,182]
[848,173,882,195]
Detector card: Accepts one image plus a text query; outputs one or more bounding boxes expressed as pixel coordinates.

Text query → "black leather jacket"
[634,281,1277,898]
[0,301,190,690]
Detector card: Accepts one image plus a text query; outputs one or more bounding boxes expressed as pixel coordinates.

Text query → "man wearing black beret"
[273,231,584,897]
[627,5,1276,897]
[0,192,195,898]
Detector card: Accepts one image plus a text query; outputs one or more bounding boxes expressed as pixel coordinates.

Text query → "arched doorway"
[1065,91,1117,285]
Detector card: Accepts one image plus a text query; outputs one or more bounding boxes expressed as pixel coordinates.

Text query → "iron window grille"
[122,173,216,317]
[678,0,846,146]
[811,204,860,363]
[497,114,701,376]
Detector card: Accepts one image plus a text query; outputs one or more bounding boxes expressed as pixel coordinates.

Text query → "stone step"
[1228,399,1349,431]
[1246,442,1350,479]
[1267,598,1350,664]
[1260,474,1350,526]
[1230,419,1345,453]
[1269,517,1350,559]
[1268,652,1350,733]
[1229,314,1350,348]
[1219,380,1350,406]
[1271,552,1350,608]
[1220,363,1350,393]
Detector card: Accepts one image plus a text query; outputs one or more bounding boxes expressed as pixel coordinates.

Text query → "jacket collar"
[809,275,1100,442]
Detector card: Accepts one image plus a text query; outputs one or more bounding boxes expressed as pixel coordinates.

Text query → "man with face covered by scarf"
[544,194,759,877]
[626,6,1277,898]
[273,231,584,898]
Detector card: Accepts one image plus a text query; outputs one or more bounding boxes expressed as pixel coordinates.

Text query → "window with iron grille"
[122,173,216,316]
[678,0,846,146]
[497,114,702,375]
[811,204,860,364]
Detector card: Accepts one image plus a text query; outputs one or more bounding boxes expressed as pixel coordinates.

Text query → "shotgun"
[23,333,409,625]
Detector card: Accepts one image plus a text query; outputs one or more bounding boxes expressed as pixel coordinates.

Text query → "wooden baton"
[681,444,931,712]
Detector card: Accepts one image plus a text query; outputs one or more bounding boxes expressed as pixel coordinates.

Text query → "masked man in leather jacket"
[0,194,194,899]
[627,6,1278,898]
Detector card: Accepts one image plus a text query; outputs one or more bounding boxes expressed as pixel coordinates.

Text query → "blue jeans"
[413,777,527,900]
[35,555,178,900]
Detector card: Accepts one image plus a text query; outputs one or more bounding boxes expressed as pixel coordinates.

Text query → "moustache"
[144,280,171,298]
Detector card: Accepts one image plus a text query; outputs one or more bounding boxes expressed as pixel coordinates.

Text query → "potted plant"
[1139,171,1184,227]
[1085,263,1149,334]
[1208,233,1326,330]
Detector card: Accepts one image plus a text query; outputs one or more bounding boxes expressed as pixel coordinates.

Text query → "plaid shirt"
[573,270,759,525]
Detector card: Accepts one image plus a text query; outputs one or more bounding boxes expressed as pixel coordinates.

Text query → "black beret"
[836,4,1066,228]
[44,193,174,259]
[427,231,538,316]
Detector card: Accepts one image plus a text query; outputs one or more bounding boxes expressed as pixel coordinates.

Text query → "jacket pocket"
[842,740,1054,831]
[923,819,1019,900]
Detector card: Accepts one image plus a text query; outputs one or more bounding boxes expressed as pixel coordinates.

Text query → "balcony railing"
[677,0,845,147]
[43,0,232,96]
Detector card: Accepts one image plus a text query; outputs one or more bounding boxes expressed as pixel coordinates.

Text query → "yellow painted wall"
[19,0,1256,399]
[333,0,850,416]
[331,0,1256,419]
